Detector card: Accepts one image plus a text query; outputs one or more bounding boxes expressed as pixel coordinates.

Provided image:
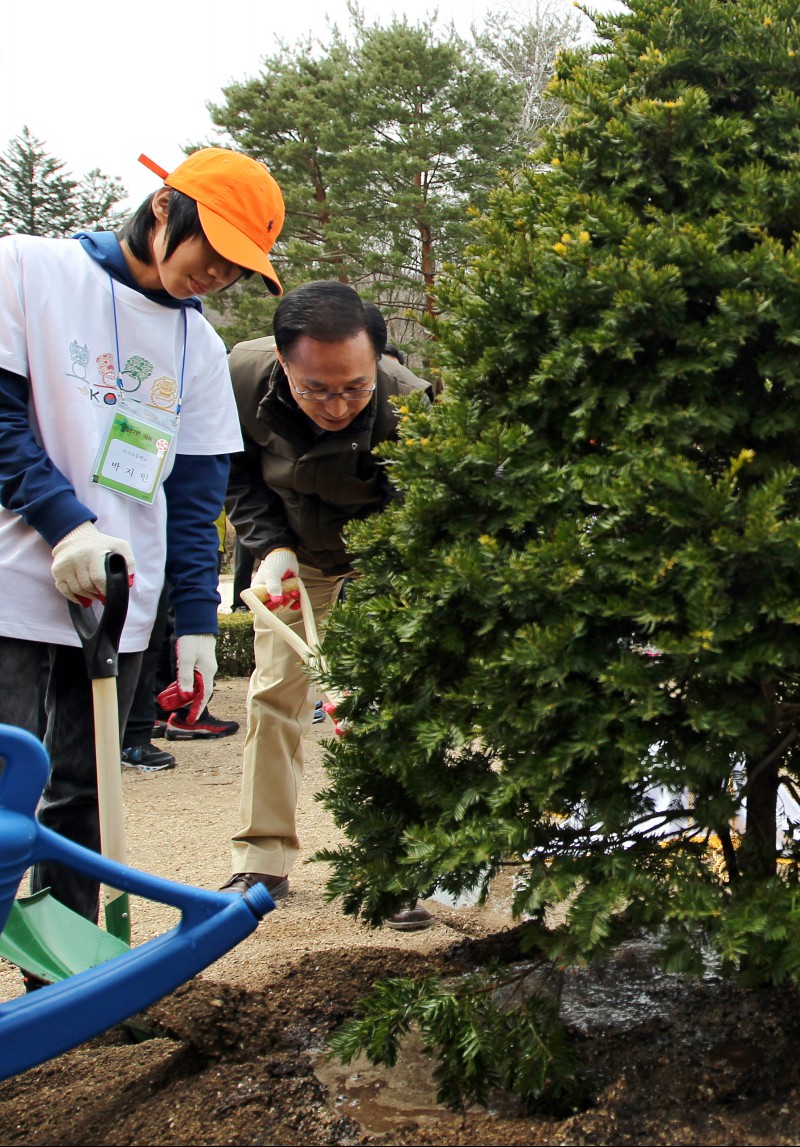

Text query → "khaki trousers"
[231,563,346,876]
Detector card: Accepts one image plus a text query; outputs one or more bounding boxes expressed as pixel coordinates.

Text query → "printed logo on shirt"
[77,384,119,406]
[66,341,177,412]
[66,340,91,380]
[148,376,179,410]
[118,355,153,393]
[96,353,116,386]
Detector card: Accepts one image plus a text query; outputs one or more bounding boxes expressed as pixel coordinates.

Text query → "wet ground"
[3,676,800,1145]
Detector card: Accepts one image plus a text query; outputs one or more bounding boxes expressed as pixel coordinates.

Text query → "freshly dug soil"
[2,677,800,1146]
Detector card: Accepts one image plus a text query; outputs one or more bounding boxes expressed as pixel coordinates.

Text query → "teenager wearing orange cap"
[0,148,284,934]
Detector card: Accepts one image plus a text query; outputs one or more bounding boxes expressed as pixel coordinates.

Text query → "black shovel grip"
[68,552,130,680]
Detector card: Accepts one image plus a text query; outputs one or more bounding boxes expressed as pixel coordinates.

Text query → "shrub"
[216,611,255,678]
[316,0,800,1112]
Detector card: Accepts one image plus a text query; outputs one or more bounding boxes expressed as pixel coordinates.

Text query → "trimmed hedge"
[216,610,255,677]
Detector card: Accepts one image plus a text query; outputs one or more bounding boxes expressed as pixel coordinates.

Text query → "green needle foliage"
[0,126,127,237]
[317,0,800,1107]
[327,967,584,1114]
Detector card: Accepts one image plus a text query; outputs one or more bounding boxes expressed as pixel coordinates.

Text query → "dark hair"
[119,189,253,279]
[383,342,406,366]
[274,282,387,359]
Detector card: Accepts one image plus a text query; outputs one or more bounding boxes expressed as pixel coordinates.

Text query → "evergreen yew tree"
[319,0,800,1016]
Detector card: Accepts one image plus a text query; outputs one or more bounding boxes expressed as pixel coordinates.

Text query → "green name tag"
[91,410,175,505]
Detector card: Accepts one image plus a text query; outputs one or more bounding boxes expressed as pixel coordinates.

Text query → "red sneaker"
[165,709,240,740]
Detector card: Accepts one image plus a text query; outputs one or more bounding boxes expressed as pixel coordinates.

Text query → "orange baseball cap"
[139,148,285,295]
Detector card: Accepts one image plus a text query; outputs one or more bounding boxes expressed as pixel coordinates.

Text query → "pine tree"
[318,0,800,1004]
[208,35,362,283]
[206,36,359,348]
[74,168,128,232]
[207,12,524,356]
[0,127,78,237]
[0,127,127,237]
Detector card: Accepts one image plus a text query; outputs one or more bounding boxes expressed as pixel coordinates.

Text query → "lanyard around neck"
[109,275,187,415]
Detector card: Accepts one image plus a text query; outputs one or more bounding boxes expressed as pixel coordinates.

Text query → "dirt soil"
[3,676,800,1147]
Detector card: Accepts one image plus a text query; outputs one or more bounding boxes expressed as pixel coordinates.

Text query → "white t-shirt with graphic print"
[0,235,242,652]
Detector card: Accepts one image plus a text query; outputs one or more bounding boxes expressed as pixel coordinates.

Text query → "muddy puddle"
[315,1031,471,1138]
[313,936,723,1136]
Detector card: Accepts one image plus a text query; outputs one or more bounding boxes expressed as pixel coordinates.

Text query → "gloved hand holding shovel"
[51,522,135,607]
[241,573,348,731]
[253,547,301,612]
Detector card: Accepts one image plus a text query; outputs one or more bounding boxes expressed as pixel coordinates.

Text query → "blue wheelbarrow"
[0,722,274,1080]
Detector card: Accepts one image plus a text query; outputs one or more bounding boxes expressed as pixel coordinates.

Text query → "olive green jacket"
[225,336,432,575]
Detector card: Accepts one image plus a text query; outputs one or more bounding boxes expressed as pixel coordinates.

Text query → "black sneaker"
[166,709,240,740]
[152,704,170,738]
[122,743,176,772]
[312,700,326,725]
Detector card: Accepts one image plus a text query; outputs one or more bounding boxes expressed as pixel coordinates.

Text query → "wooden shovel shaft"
[67,554,132,945]
[92,676,130,942]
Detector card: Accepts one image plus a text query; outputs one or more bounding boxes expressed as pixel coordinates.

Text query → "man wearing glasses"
[222,281,433,926]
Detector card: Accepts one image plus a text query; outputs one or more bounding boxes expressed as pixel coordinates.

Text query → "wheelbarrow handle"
[67,552,130,679]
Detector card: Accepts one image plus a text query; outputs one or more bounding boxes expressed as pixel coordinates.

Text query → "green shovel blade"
[104,892,131,946]
[0,891,128,984]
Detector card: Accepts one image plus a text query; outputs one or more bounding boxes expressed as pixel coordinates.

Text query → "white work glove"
[251,547,301,612]
[51,521,135,606]
[157,633,217,724]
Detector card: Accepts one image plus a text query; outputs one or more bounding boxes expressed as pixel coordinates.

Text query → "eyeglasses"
[285,365,377,403]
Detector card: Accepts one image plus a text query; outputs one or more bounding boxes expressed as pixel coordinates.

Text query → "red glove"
[322,701,351,737]
[157,634,217,723]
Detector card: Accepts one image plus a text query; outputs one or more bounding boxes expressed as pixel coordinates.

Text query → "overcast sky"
[1,0,624,211]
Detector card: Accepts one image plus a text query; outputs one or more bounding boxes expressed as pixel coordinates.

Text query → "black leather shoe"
[219,872,289,901]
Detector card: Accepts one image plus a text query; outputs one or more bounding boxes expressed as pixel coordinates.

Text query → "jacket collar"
[74,232,203,312]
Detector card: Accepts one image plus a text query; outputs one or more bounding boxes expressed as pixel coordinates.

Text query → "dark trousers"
[123,584,171,746]
[0,636,142,922]
[232,539,255,609]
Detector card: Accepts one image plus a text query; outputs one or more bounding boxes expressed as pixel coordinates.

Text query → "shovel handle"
[241,580,345,709]
[67,551,131,942]
[68,552,130,679]
[240,586,322,669]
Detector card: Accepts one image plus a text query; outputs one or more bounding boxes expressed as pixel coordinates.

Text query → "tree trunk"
[419,220,436,316]
[739,749,779,882]
[309,161,346,280]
